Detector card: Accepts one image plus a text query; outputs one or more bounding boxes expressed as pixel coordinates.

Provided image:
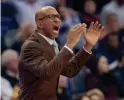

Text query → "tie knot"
[52,41,59,55]
[52,41,58,48]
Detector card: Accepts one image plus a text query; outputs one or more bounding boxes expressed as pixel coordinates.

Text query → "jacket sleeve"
[20,42,73,79]
[21,41,90,79]
[61,48,90,77]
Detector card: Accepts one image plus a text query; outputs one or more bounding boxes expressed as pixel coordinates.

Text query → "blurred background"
[1,0,124,100]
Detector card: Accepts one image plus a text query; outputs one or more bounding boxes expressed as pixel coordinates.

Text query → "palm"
[83,22,104,46]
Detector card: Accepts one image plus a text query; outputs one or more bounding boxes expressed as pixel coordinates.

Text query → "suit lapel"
[33,30,60,94]
[33,30,56,61]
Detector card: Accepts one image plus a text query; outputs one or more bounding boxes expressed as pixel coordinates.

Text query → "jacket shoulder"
[21,38,41,53]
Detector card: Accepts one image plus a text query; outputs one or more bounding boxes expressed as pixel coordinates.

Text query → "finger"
[74,24,85,32]
[96,24,101,31]
[82,23,87,28]
[71,24,82,32]
[79,27,86,34]
[74,23,87,33]
[73,27,84,39]
[93,21,99,30]
[77,27,86,36]
[99,26,104,33]
[73,26,84,36]
[75,26,84,34]
[82,27,86,36]
[73,23,82,29]
[69,23,81,31]
[89,22,94,31]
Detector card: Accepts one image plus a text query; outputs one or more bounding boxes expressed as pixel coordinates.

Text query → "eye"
[56,15,60,19]
[53,15,56,19]
[48,15,51,19]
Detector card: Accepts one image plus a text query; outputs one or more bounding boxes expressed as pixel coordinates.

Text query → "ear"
[37,20,43,29]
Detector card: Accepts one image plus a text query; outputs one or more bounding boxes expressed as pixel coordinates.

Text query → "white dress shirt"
[38,33,74,53]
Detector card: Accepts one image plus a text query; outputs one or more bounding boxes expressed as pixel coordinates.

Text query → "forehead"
[109,35,118,40]
[85,0,95,5]
[91,95,101,100]
[45,8,59,15]
[99,56,107,62]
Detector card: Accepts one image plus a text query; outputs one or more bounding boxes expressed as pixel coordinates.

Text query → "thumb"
[82,27,86,36]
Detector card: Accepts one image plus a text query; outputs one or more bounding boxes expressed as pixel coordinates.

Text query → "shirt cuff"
[64,45,74,54]
[83,46,92,54]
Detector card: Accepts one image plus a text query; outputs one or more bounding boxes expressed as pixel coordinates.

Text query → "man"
[12,23,35,54]
[18,6,104,100]
[111,52,124,98]
[1,49,19,87]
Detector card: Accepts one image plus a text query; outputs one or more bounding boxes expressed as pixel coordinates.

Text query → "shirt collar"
[6,70,18,79]
[38,32,55,45]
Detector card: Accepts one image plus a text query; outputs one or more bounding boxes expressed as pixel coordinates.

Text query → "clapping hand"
[83,21,104,52]
[66,23,87,49]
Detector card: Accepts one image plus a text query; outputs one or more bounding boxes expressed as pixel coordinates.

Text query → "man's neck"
[37,29,54,40]
[37,29,55,45]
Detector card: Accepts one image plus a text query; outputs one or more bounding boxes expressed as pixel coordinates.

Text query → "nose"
[54,17,61,23]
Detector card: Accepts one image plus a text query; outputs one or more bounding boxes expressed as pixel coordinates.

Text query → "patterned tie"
[52,41,59,55]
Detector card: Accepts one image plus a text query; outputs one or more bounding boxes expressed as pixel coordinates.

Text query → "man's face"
[98,56,109,74]
[106,16,119,32]
[91,95,101,100]
[108,35,119,48]
[39,8,61,39]
[81,96,90,100]
[84,0,96,14]
[6,56,19,73]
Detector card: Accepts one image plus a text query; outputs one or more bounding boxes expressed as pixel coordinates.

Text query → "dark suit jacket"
[18,30,90,100]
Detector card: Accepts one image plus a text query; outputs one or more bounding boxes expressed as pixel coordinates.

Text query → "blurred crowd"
[1,0,124,100]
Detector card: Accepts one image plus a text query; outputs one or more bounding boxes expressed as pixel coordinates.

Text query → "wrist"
[84,44,93,52]
[65,43,73,50]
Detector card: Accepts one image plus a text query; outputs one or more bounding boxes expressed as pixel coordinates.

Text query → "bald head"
[35,6,56,22]
[35,6,61,39]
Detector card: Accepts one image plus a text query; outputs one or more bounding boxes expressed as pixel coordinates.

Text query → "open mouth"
[53,26,59,31]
